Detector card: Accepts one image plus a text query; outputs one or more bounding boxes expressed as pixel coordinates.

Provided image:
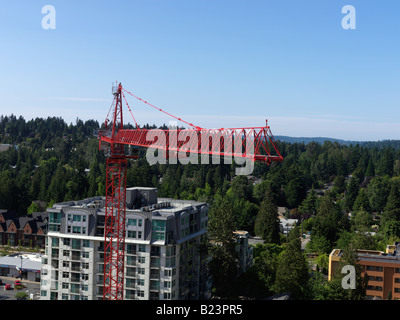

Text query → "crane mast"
[98,82,283,300]
[102,83,128,300]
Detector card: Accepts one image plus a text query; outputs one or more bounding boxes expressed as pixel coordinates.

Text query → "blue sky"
[0,1,399,140]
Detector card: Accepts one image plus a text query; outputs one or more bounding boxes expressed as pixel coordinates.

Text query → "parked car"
[5,284,11,290]
[15,280,21,286]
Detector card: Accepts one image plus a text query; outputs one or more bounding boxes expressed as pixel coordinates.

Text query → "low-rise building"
[329,242,400,300]
[0,252,42,282]
[0,210,47,248]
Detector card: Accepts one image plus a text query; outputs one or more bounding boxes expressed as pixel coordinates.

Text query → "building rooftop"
[0,253,42,272]
[330,242,400,264]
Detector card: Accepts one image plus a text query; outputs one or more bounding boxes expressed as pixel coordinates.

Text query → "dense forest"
[2,114,400,299]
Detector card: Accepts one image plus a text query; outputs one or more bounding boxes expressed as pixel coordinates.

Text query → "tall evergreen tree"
[344,176,360,212]
[254,187,281,244]
[365,158,375,177]
[208,195,238,298]
[274,237,309,299]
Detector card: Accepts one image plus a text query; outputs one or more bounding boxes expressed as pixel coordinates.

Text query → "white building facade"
[40,187,211,300]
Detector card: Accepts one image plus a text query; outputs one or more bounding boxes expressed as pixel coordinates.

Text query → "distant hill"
[275,135,400,149]
[275,136,353,145]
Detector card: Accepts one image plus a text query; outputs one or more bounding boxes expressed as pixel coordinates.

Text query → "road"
[0,276,41,300]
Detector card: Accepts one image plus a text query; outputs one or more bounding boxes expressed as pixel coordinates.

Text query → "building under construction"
[39,187,211,300]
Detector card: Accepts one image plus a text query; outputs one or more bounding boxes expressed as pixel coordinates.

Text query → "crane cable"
[121,91,139,129]
[122,87,203,130]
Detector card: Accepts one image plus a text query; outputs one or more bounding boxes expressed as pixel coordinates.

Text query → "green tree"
[352,188,371,213]
[366,176,390,213]
[365,158,375,177]
[27,202,40,215]
[344,176,360,212]
[254,187,280,244]
[274,237,309,299]
[298,189,317,215]
[252,243,284,296]
[208,195,238,298]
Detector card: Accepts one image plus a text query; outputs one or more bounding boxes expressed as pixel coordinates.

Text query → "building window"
[127,218,142,227]
[152,220,166,240]
[49,212,61,224]
[166,246,176,257]
[165,257,176,268]
[137,278,145,286]
[127,231,136,239]
[127,219,136,226]
[137,290,144,297]
[49,224,60,232]
[73,215,81,222]
[72,239,81,249]
[128,231,142,239]
[163,292,171,299]
[72,226,81,234]
[126,256,136,266]
[51,238,59,247]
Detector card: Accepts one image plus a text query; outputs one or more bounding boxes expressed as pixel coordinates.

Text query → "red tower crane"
[97,82,283,300]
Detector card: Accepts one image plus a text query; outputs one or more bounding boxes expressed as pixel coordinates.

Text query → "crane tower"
[97,82,283,300]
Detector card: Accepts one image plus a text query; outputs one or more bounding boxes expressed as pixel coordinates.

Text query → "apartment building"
[329,242,400,300]
[40,187,211,300]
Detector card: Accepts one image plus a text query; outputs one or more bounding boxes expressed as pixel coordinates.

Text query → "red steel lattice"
[98,82,283,300]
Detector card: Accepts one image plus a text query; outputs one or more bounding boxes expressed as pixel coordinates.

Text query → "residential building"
[328,242,400,300]
[0,210,47,248]
[40,187,211,300]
